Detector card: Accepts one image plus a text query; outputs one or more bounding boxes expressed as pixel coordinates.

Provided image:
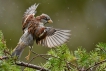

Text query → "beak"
[48,19,53,23]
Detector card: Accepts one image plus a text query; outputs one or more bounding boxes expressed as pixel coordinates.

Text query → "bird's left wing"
[23,3,39,21]
[22,3,39,31]
[38,27,71,48]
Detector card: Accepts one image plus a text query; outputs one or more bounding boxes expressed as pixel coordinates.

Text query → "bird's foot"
[0,56,3,60]
[25,50,30,60]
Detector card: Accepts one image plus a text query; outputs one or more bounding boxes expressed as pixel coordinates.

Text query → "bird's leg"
[25,46,33,60]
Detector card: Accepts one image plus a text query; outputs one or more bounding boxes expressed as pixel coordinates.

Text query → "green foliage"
[0,58,21,71]
[44,43,106,71]
[44,44,74,71]
[0,31,106,71]
[0,30,6,55]
[0,31,21,71]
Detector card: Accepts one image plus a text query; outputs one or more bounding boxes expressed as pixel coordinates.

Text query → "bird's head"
[40,13,53,24]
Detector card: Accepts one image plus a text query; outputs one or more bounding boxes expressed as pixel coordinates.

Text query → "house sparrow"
[12,3,71,59]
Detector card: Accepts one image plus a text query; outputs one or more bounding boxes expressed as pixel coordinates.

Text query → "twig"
[66,61,72,70]
[86,59,106,71]
[100,48,106,53]
[15,61,49,71]
[30,49,62,61]
[3,49,12,56]
[30,49,49,60]
[67,61,81,71]
[0,56,8,60]
[22,55,41,71]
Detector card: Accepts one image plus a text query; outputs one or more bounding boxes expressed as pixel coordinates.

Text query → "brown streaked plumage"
[22,3,39,33]
[22,14,35,32]
[12,3,71,59]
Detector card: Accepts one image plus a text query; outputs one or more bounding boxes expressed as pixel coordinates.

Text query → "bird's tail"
[12,43,27,58]
[12,30,33,59]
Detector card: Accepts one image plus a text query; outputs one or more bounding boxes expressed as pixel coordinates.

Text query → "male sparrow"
[12,3,71,59]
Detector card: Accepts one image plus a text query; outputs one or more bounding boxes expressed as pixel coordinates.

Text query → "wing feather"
[47,36,53,47]
[46,36,51,47]
[56,30,71,36]
[53,34,67,43]
[48,36,56,47]
[36,27,71,48]
[50,35,61,46]
[24,3,39,17]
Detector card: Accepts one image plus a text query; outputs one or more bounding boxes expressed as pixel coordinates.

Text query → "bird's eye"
[44,17,47,20]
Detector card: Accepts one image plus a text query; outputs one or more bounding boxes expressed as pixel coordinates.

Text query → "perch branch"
[0,56,49,71]
[0,56,8,60]
[15,61,49,71]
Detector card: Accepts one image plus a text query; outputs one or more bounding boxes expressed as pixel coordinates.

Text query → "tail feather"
[12,44,26,58]
[12,30,34,59]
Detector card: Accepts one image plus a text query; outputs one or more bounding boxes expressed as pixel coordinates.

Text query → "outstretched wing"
[37,27,71,48]
[22,3,39,31]
[23,3,39,18]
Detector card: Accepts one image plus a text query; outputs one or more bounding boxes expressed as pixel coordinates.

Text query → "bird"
[12,3,71,60]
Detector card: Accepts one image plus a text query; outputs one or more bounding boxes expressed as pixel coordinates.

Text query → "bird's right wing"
[38,27,71,48]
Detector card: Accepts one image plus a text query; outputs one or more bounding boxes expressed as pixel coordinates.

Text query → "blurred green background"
[0,0,106,64]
